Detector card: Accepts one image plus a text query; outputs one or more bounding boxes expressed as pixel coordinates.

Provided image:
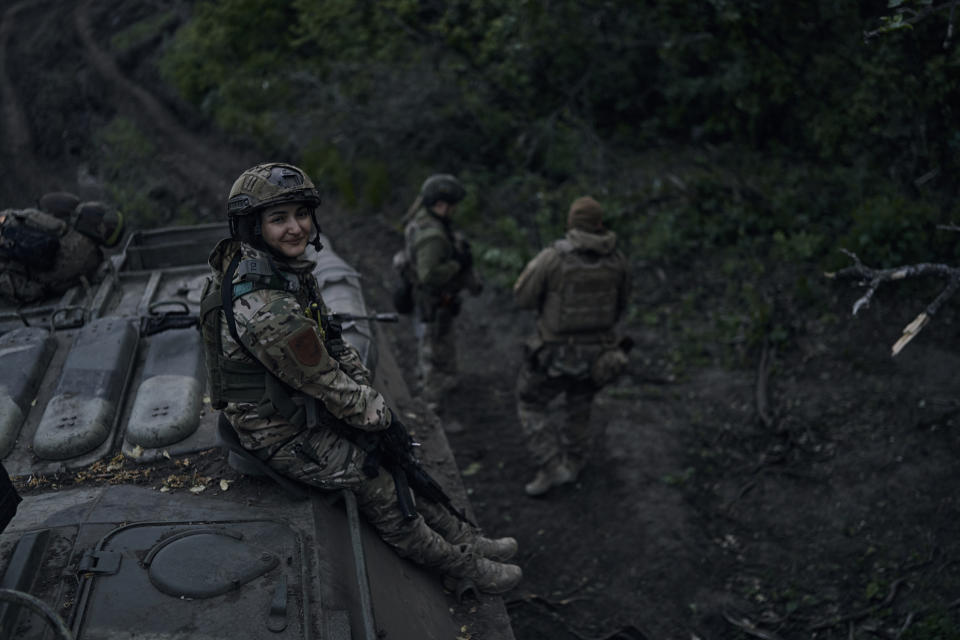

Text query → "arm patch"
[288,326,324,367]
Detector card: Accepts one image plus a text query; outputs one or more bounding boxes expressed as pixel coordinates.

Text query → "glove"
[383,414,414,454]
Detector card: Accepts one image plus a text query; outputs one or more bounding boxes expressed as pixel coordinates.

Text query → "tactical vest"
[540,239,624,336]
[200,252,327,418]
[403,208,457,287]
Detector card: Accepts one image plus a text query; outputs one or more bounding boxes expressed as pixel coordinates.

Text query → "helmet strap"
[309,211,323,251]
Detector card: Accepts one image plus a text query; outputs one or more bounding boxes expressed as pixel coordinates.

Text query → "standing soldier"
[0,195,124,304]
[513,196,631,496]
[201,163,521,593]
[401,174,482,409]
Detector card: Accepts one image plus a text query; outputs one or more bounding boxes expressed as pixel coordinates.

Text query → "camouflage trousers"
[516,357,598,473]
[265,426,480,575]
[414,306,459,405]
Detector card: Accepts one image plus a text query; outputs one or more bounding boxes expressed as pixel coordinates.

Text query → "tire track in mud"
[0,0,43,195]
[73,0,250,204]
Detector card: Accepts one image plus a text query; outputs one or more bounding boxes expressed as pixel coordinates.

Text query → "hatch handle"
[267,573,288,633]
[77,549,122,576]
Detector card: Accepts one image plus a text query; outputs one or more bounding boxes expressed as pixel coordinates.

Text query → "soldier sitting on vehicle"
[398,174,483,411]
[513,196,632,496]
[201,163,522,594]
[0,194,125,304]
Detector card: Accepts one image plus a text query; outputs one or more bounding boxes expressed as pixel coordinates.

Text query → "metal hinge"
[77,549,121,576]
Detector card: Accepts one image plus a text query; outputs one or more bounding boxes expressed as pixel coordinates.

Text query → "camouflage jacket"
[514,228,631,345]
[403,207,467,295]
[207,239,391,450]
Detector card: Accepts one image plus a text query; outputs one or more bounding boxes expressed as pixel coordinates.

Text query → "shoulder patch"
[288,326,324,367]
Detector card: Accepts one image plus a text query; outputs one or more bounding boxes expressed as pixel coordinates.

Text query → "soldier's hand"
[384,414,414,454]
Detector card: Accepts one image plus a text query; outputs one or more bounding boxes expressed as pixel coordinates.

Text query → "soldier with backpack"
[0,194,124,304]
[398,174,483,410]
[513,196,632,496]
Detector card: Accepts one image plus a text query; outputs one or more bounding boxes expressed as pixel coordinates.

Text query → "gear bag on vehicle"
[0,219,61,271]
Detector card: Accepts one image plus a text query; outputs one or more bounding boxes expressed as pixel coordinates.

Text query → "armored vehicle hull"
[0,224,514,640]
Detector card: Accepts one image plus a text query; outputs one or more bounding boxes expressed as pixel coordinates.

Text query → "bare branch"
[827,251,960,356]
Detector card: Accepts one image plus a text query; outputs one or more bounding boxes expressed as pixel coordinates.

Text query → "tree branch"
[825,251,960,356]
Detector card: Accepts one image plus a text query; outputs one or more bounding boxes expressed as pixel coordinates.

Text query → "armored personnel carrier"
[0,223,515,639]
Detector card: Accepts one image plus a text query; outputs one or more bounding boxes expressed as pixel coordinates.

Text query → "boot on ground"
[524,460,574,497]
[473,535,518,561]
[451,557,522,594]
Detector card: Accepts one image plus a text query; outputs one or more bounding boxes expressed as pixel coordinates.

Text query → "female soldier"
[201,163,521,594]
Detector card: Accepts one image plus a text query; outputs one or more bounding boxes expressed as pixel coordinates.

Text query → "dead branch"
[756,339,774,428]
[825,250,960,356]
[722,611,785,640]
[895,595,960,638]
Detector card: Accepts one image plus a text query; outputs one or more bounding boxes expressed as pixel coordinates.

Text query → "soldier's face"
[260,204,313,258]
[431,201,456,218]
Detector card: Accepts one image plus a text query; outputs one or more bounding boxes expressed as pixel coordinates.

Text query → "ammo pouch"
[0,223,61,271]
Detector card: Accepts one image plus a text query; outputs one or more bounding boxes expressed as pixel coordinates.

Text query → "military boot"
[448,557,523,595]
[473,536,519,562]
[524,459,574,497]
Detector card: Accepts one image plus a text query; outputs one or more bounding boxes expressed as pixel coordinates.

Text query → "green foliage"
[93,118,169,228]
[157,0,960,308]
[110,11,179,55]
[837,194,949,267]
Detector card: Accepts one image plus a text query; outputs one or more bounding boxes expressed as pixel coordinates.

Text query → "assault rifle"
[331,311,399,323]
[141,308,399,337]
[139,301,197,336]
[353,418,476,527]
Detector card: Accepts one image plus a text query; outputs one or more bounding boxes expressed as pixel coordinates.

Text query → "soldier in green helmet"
[400,174,483,412]
[0,193,125,304]
[513,196,632,497]
[200,163,521,594]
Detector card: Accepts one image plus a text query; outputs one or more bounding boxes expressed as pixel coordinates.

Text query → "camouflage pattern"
[513,223,631,481]
[207,239,390,455]
[516,348,599,471]
[0,208,102,304]
[208,238,517,580]
[403,207,481,402]
[226,163,321,218]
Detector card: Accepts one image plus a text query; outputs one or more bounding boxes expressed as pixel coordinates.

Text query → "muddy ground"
[4,2,960,639]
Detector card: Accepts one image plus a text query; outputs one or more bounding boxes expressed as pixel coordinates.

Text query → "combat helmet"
[38,192,81,221]
[420,174,466,208]
[226,163,322,251]
[74,201,126,247]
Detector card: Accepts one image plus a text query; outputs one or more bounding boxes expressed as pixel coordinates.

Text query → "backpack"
[391,250,415,314]
[0,219,61,271]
